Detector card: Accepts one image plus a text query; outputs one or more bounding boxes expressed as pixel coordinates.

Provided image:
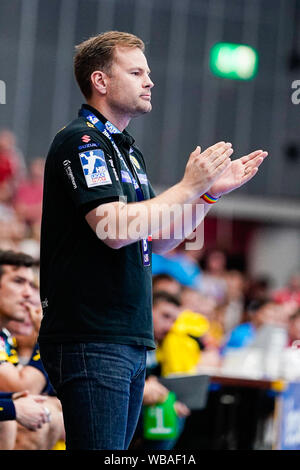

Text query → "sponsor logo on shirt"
[81,135,91,143]
[78,143,98,150]
[79,149,112,188]
[63,160,77,189]
[108,158,119,182]
[130,155,141,170]
[137,173,148,185]
[86,122,95,128]
[121,170,132,183]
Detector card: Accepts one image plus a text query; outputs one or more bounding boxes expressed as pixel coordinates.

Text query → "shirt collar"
[79,104,135,149]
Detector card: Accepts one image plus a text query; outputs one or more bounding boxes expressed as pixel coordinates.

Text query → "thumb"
[191,145,201,158]
[12,390,29,400]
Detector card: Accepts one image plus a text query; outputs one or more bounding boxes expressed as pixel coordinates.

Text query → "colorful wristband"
[201,192,220,204]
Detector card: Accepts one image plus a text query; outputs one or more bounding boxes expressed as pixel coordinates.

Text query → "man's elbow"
[102,238,124,250]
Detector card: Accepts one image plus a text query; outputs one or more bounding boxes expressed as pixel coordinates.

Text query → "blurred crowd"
[0,129,43,259]
[150,247,300,378]
[0,128,300,450]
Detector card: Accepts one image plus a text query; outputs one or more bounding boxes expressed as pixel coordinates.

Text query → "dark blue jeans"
[39,342,147,450]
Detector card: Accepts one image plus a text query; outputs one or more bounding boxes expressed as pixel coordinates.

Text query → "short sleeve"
[53,131,123,215]
[148,181,156,200]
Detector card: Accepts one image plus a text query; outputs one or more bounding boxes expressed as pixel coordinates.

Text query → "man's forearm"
[151,199,212,254]
[86,142,233,249]
[0,364,46,394]
[87,181,200,249]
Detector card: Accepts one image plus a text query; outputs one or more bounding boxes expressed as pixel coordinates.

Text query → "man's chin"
[133,103,152,116]
[7,323,33,336]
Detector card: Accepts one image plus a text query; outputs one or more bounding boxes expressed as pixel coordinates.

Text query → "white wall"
[248,226,300,289]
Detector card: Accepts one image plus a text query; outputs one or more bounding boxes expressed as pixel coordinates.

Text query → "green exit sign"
[210,42,258,80]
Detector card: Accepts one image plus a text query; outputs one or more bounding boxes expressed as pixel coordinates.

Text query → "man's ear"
[90,70,108,96]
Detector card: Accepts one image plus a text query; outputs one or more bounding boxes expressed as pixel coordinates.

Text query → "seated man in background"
[0,250,51,393]
[220,299,279,355]
[158,286,221,376]
[152,273,183,298]
[0,250,65,449]
[130,291,190,450]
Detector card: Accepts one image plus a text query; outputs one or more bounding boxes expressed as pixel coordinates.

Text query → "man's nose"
[22,283,33,298]
[145,76,154,89]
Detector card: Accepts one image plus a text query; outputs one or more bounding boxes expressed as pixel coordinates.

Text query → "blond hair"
[74,31,145,99]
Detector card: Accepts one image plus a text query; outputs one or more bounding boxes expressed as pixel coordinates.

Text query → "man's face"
[105,46,154,118]
[0,265,35,325]
[153,301,180,343]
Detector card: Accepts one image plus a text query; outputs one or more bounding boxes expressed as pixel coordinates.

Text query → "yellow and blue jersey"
[0,329,19,365]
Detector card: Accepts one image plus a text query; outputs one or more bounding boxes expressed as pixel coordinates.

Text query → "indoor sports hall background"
[0,0,299,286]
[0,0,300,451]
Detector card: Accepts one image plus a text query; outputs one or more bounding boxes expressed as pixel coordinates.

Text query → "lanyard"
[79,107,151,266]
[79,107,145,200]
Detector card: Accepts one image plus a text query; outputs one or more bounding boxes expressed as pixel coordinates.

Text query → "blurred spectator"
[0,251,47,392]
[152,273,182,297]
[18,221,41,263]
[14,157,45,226]
[221,299,279,355]
[244,275,272,307]
[5,298,65,450]
[0,250,65,449]
[181,286,217,319]
[180,286,223,348]
[0,130,24,185]
[157,284,221,376]
[221,270,246,333]
[151,291,182,349]
[200,249,228,304]
[0,209,40,259]
[5,283,41,365]
[273,272,300,306]
[152,246,202,289]
[157,309,208,375]
[0,130,25,207]
[0,212,27,251]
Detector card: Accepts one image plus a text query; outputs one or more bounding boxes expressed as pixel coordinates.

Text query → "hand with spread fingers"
[207,149,268,198]
[181,141,234,198]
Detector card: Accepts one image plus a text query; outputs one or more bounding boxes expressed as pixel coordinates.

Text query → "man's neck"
[86,99,131,132]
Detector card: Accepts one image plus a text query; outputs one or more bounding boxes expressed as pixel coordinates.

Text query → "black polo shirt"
[38,104,156,350]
